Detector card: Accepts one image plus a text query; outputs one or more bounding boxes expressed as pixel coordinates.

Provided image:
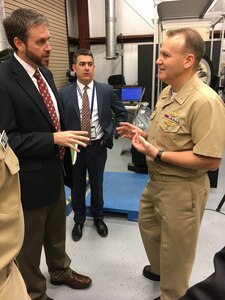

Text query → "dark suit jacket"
[0,55,71,209]
[59,80,128,149]
[180,247,225,300]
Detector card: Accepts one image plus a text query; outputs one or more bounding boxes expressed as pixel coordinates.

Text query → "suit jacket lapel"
[73,82,82,121]
[10,57,56,130]
[95,81,103,120]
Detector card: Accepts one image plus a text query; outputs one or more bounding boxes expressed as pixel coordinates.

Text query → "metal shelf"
[157,0,214,21]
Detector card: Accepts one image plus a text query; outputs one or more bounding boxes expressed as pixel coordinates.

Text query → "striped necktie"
[81,85,91,142]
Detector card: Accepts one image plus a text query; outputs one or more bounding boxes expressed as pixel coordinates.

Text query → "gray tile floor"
[41,138,225,300]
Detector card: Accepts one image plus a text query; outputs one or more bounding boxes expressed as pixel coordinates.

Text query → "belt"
[150,174,202,182]
[0,263,11,286]
[89,137,105,146]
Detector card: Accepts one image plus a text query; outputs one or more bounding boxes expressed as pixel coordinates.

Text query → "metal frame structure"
[151,0,224,110]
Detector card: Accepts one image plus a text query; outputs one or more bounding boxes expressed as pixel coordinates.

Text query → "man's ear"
[72,64,76,72]
[184,54,195,69]
[14,37,25,52]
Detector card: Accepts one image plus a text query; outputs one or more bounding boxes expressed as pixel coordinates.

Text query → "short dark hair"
[73,48,94,64]
[3,8,48,52]
[166,28,205,69]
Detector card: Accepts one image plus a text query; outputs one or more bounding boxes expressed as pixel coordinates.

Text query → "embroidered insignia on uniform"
[164,119,175,127]
[164,112,180,124]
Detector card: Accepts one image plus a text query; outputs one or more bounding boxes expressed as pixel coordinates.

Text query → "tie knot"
[34,69,41,80]
[83,85,88,91]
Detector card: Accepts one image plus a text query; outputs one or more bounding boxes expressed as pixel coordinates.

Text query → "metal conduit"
[105,0,118,59]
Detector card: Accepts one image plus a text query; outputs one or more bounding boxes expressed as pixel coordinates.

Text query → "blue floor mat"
[86,171,148,221]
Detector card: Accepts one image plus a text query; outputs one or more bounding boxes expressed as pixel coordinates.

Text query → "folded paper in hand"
[70,144,77,165]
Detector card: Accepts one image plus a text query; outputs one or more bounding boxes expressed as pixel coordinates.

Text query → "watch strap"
[154,149,164,163]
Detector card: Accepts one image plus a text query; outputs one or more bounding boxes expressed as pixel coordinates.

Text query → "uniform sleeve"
[192,97,225,158]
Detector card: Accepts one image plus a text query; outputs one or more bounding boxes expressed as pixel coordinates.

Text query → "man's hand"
[53,131,90,152]
[132,133,158,158]
[116,122,147,140]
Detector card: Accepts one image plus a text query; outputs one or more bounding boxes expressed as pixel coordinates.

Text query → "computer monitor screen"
[121,86,143,103]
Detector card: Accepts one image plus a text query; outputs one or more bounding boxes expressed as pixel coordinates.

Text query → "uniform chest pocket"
[4,145,20,175]
[1,145,19,189]
[159,121,181,133]
[158,121,182,149]
[0,145,20,213]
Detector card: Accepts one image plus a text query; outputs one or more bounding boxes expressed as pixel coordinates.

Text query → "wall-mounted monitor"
[121,86,143,103]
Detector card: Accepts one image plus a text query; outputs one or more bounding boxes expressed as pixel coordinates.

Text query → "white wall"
[91,41,152,85]
[88,0,155,37]
[88,0,155,84]
[66,0,225,85]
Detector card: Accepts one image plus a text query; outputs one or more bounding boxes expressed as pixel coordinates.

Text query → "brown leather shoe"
[50,271,92,289]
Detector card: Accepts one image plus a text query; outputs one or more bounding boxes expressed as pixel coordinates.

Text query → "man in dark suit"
[0,9,92,300]
[59,49,128,241]
[179,246,225,300]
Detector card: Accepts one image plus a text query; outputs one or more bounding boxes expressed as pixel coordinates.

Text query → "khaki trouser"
[139,174,210,300]
[0,261,30,300]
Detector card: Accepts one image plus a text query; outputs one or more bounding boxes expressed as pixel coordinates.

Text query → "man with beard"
[0,8,92,300]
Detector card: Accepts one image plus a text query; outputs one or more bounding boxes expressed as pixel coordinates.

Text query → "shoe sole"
[143,272,160,281]
[143,269,160,281]
[50,280,92,289]
[97,231,108,237]
[72,236,82,241]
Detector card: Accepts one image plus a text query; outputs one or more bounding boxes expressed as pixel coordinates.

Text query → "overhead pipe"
[105,0,118,60]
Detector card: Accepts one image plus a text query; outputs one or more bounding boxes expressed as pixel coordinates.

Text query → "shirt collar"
[161,73,199,105]
[77,79,94,91]
[14,52,36,79]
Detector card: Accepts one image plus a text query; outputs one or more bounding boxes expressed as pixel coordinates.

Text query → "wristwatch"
[154,149,164,163]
